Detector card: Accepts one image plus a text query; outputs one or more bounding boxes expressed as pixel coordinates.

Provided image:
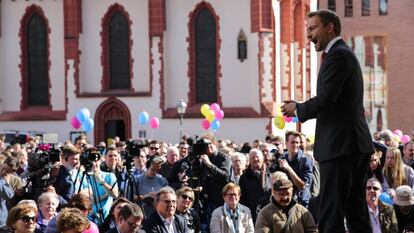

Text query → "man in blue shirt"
[280,131,313,207]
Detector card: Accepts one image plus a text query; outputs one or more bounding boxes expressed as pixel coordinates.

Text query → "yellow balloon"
[200,104,210,117]
[308,135,315,145]
[273,115,285,129]
[275,103,283,115]
[206,110,215,122]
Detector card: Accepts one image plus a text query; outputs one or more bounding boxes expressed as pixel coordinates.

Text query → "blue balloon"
[292,117,299,123]
[76,108,90,123]
[81,117,94,132]
[139,111,149,125]
[211,119,220,131]
[379,192,393,205]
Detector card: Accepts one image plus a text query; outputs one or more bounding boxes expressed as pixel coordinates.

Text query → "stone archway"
[94,97,131,144]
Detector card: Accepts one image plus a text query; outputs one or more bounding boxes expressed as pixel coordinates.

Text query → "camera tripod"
[75,166,105,224]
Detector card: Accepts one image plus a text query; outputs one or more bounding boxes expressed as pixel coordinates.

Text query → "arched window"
[27,13,48,106]
[108,11,130,90]
[194,8,217,103]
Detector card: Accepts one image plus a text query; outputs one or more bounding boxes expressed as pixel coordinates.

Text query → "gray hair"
[155,186,176,203]
[37,191,60,205]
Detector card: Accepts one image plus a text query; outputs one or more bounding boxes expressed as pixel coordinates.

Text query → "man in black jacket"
[142,186,189,233]
[282,9,374,233]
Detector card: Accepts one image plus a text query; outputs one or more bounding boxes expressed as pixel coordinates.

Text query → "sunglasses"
[20,215,37,223]
[150,147,159,150]
[181,194,194,202]
[366,186,380,191]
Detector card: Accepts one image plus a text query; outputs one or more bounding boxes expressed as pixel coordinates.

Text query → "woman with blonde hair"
[382,147,414,195]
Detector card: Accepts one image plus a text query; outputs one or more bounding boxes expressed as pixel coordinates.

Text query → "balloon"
[401,135,411,144]
[138,111,149,125]
[70,116,81,129]
[211,119,221,131]
[149,117,160,129]
[200,104,210,117]
[215,110,224,120]
[201,119,210,130]
[393,129,403,137]
[210,103,221,112]
[379,192,393,205]
[392,135,401,144]
[81,118,94,132]
[292,117,299,123]
[273,115,285,129]
[284,115,293,123]
[76,108,90,123]
[205,110,214,122]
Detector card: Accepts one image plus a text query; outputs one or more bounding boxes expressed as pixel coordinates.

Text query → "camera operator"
[101,147,124,190]
[89,154,119,222]
[279,131,313,208]
[53,144,82,203]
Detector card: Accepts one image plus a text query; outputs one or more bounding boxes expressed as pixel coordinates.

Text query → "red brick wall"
[148,0,165,36]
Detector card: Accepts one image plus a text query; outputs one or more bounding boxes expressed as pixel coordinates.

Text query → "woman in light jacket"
[210,182,254,233]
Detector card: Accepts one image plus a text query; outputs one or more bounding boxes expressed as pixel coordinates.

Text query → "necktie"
[321,51,327,65]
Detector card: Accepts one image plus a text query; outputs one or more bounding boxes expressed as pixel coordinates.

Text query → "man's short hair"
[37,191,60,205]
[307,9,341,36]
[155,186,176,203]
[249,148,263,161]
[119,203,144,221]
[57,208,90,233]
[61,144,80,159]
[285,131,302,141]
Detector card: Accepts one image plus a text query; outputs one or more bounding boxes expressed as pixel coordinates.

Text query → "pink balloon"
[215,110,224,120]
[284,115,293,123]
[71,116,81,129]
[393,129,403,137]
[149,117,160,129]
[210,103,221,112]
[202,119,210,130]
[401,135,411,144]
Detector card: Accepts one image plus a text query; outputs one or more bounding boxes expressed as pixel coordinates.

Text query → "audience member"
[36,192,59,233]
[105,203,144,233]
[56,208,91,233]
[6,204,38,233]
[255,178,317,233]
[176,187,201,233]
[142,186,189,232]
[210,183,254,233]
[393,185,414,233]
[99,197,131,233]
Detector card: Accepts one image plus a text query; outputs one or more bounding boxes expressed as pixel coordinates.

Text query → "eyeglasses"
[126,219,142,230]
[19,215,37,223]
[160,199,177,205]
[273,143,281,147]
[181,194,194,202]
[150,147,159,150]
[366,186,380,191]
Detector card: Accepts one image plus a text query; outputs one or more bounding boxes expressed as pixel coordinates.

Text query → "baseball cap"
[273,178,293,191]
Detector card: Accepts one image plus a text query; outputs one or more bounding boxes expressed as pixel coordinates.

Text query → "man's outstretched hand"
[281,100,297,117]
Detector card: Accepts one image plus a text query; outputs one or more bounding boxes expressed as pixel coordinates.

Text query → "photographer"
[88,154,118,222]
[280,131,313,208]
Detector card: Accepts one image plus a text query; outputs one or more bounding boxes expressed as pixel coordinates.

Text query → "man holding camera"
[280,131,313,208]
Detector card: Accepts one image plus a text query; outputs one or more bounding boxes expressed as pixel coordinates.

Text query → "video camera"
[28,144,62,190]
[121,139,145,172]
[80,147,101,173]
[268,148,284,173]
[189,138,211,160]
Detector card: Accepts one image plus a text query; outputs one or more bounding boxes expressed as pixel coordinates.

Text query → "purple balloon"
[71,116,81,129]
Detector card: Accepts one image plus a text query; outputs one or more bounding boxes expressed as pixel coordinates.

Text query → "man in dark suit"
[282,9,374,233]
[105,203,144,233]
[142,186,189,233]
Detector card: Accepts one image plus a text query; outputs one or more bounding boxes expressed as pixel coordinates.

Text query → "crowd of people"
[0,126,413,233]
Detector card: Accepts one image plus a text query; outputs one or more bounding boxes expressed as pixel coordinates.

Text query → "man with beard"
[255,177,317,233]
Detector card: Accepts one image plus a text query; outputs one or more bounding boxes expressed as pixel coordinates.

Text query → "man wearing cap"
[393,185,414,232]
[255,177,317,233]
[365,178,398,233]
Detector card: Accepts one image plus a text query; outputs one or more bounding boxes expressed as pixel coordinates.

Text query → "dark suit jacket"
[142,213,188,233]
[53,166,75,203]
[297,39,374,162]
